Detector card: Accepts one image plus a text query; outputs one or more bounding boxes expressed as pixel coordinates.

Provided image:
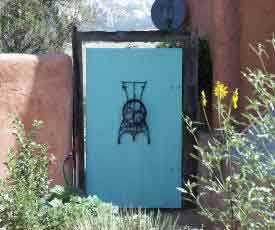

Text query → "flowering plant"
[178,37,275,230]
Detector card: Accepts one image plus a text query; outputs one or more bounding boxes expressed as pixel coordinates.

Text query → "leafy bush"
[0,0,96,53]
[0,182,46,229]
[179,37,275,229]
[43,195,104,230]
[0,118,50,229]
[49,185,82,203]
[6,118,49,196]
[0,117,108,229]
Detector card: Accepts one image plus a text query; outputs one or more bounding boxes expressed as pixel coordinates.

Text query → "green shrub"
[43,195,104,230]
[0,116,108,230]
[49,185,82,203]
[6,118,49,196]
[0,0,97,53]
[179,37,275,229]
[0,118,50,229]
[0,181,45,229]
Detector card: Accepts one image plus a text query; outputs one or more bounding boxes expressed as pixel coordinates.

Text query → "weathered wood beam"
[77,30,191,42]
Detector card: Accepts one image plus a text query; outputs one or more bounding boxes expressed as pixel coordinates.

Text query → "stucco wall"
[0,54,73,185]
[187,2,275,227]
[239,0,275,109]
[187,0,275,121]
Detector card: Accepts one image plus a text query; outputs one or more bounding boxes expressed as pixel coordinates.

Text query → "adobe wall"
[239,0,275,109]
[187,2,275,227]
[0,54,73,185]
[187,0,275,120]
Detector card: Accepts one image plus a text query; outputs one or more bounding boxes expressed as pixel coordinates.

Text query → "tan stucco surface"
[187,0,275,123]
[0,54,73,185]
[187,2,275,226]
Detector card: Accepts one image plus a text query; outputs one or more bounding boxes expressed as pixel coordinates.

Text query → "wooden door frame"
[72,26,199,207]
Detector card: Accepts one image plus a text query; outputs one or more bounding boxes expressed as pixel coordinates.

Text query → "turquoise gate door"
[86,48,183,208]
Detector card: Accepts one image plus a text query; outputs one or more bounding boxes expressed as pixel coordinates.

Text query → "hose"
[62,152,74,187]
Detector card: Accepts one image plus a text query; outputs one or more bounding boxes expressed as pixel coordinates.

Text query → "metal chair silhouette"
[118,81,151,144]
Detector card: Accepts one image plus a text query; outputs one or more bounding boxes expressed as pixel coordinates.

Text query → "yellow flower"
[232,89,239,109]
[201,90,207,108]
[214,81,228,100]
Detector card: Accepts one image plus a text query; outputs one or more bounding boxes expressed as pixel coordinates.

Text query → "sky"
[87,0,156,31]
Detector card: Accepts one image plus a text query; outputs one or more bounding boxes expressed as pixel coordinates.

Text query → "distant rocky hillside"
[82,0,155,31]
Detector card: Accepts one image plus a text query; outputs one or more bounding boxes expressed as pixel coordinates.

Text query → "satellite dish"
[151,0,187,31]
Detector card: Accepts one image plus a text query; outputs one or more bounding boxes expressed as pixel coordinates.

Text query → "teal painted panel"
[86,48,182,208]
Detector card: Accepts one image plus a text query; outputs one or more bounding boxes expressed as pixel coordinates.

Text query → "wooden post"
[72,26,85,190]
[182,32,199,207]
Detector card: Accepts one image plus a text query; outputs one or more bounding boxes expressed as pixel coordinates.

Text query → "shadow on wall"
[0,54,73,185]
